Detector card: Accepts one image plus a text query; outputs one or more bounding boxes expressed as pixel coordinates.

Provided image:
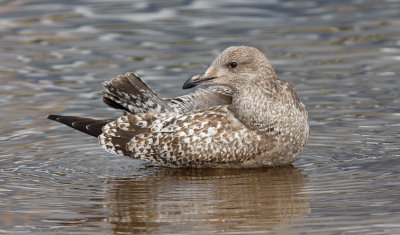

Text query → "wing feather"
[102,72,233,114]
[165,86,232,113]
[102,72,175,114]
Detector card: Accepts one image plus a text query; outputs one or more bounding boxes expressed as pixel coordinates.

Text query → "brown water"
[1,0,399,234]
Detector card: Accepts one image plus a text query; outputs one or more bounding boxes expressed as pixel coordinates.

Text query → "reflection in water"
[106,166,310,234]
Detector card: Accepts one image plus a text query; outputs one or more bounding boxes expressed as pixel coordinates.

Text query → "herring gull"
[47,46,309,168]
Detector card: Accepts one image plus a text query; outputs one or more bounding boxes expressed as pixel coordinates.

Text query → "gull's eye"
[228,62,237,68]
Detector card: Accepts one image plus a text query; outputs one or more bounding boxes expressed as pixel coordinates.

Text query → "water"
[1,0,399,234]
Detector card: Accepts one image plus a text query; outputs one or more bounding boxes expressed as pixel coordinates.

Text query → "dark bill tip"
[182,74,216,89]
[182,78,196,89]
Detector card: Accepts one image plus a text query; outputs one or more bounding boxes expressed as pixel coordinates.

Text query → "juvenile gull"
[47,46,309,168]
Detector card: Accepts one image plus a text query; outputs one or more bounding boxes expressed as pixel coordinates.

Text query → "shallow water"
[1,0,399,234]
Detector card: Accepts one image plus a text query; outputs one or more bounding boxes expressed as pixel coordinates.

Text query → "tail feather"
[47,114,113,137]
[102,72,175,114]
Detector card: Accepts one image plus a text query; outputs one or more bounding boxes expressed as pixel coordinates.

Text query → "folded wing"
[99,106,272,167]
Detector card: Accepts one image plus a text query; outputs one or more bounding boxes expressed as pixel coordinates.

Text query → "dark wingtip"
[45,114,112,137]
[47,114,60,121]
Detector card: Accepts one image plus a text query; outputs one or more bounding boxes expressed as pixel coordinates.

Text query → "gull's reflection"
[106,165,310,234]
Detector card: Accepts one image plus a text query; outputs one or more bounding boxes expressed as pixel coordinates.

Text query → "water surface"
[1,0,399,234]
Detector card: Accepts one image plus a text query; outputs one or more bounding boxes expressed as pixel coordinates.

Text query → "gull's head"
[183,46,276,90]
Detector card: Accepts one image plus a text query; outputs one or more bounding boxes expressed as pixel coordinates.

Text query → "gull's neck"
[229,78,283,132]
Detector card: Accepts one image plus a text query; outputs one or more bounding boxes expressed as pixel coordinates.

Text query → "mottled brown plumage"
[48,46,309,168]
